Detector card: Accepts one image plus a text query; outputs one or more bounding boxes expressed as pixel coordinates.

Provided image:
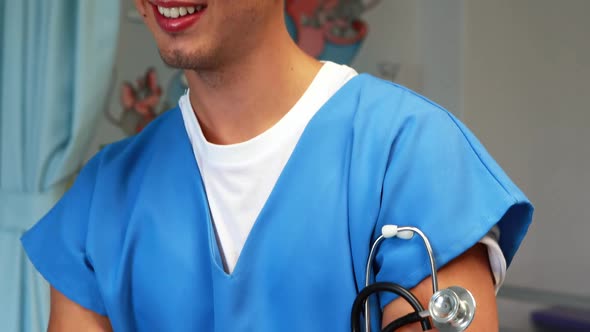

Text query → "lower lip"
[152,4,205,33]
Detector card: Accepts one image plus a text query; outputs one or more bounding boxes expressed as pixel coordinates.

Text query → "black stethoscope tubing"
[351,282,432,332]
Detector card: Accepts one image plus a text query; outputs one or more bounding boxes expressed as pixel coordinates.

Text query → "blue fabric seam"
[83,153,109,316]
[84,155,102,262]
[444,114,517,200]
[373,87,410,233]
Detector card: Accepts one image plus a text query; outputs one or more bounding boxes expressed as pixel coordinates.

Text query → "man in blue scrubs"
[22,1,533,331]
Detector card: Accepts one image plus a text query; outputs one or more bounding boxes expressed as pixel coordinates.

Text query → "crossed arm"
[49,244,497,331]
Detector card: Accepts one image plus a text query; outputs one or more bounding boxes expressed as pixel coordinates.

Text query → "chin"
[158,46,219,70]
[154,35,199,64]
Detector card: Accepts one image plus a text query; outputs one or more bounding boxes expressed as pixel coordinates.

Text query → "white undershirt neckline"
[178,61,506,291]
[180,61,357,273]
[183,62,356,166]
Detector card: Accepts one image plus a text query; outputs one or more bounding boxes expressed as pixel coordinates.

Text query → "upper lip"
[149,0,206,7]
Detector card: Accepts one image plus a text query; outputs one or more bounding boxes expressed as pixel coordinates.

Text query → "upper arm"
[49,287,112,332]
[367,101,533,318]
[382,244,498,331]
[345,85,532,331]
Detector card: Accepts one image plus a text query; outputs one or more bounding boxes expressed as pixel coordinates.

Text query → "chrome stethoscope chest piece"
[429,286,476,332]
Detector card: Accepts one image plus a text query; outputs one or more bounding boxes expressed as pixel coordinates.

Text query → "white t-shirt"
[179,61,506,290]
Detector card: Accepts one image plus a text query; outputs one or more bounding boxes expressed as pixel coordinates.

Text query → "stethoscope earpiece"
[380,225,413,240]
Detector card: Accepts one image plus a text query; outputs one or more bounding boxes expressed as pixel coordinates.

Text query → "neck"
[185,25,322,145]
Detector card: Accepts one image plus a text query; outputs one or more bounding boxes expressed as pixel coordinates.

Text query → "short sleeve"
[21,154,106,315]
[374,99,534,309]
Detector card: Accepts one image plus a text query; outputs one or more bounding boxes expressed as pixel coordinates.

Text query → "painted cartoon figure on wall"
[286,0,382,64]
[109,0,382,135]
[105,68,162,135]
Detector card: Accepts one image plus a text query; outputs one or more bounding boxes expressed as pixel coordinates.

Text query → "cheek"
[215,1,264,27]
[214,6,264,44]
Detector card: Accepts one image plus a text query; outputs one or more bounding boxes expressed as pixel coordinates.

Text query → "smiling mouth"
[156,4,206,18]
[151,2,208,33]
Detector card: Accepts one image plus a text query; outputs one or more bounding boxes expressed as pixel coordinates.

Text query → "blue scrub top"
[22,74,533,331]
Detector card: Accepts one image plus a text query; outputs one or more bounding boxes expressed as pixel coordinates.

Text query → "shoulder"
[99,107,184,166]
[345,74,466,154]
[353,73,457,125]
[82,106,189,209]
[352,75,526,198]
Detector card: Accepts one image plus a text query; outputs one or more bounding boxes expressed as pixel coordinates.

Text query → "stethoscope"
[351,225,477,332]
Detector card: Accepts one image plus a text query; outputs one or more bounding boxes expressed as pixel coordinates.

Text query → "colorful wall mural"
[286,0,382,64]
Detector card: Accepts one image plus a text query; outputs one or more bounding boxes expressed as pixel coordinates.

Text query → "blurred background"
[1,0,589,331]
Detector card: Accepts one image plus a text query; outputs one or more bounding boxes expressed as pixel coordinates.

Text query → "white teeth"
[157,6,201,18]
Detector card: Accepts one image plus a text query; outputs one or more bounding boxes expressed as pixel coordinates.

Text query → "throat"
[185,50,324,145]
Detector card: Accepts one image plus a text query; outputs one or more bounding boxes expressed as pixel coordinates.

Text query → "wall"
[415,0,464,116]
[352,0,420,90]
[352,0,464,116]
[464,0,590,293]
[464,1,590,329]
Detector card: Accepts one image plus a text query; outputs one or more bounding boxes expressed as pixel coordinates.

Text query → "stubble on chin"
[159,48,230,88]
[158,48,223,72]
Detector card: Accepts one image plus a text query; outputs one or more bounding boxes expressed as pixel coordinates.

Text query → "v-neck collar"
[177,74,366,278]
